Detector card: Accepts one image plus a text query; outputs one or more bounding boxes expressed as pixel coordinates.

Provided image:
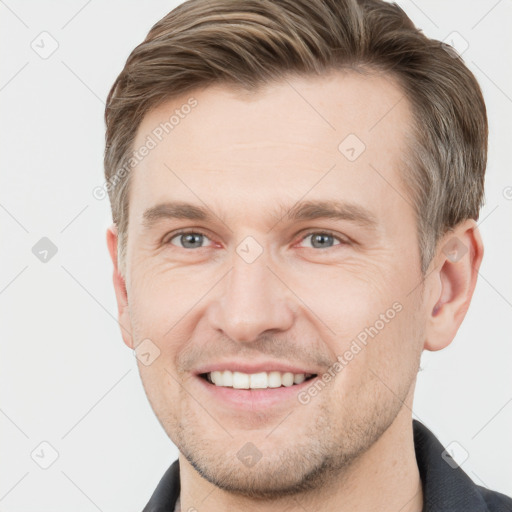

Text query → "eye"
[166,230,213,249]
[297,230,348,249]
[164,229,349,251]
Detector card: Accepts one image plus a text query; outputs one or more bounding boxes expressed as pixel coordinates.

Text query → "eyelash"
[299,229,350,248]
[164,229,349,250]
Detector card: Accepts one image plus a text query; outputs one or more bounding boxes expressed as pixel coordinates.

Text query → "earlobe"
[424,221,484,352]
[106,224,134,349]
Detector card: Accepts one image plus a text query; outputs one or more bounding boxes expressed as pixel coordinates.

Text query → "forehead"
[128,70,413,231]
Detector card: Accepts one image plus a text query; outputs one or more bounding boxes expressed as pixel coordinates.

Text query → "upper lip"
[194,360,320,376]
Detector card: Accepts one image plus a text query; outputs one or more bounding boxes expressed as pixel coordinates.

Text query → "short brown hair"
[104,0,487,278]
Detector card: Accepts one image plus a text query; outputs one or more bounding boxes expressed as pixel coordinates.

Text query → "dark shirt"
[142,419,512,511]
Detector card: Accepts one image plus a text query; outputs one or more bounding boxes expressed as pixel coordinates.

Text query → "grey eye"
[301,232,343,249]
[169,232,211,249]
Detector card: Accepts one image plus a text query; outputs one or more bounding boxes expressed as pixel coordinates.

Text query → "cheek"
[136,364,184,443]
[297,269,398,340]
[327,287,422,394]
[360,298,423,399]
[127,283,187,399]
[129,262,210,335]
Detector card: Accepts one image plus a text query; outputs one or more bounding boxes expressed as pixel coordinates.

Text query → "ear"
[106,223,134,349]
[424,219,484,351]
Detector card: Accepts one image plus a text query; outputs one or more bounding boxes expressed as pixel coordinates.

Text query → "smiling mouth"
[199,371,318,389]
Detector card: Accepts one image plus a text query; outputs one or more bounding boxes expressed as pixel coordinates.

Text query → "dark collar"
[142,419,511,511]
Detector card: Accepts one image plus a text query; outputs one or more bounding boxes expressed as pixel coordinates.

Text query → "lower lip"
[195,374,320,411]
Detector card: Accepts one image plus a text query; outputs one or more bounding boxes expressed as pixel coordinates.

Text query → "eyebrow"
[141,199,378,231]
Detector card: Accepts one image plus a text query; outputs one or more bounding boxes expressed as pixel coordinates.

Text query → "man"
[104,0,512,510]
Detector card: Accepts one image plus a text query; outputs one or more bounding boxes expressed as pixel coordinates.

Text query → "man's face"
[121,71,427,497]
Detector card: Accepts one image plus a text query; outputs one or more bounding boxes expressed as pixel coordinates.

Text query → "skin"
[107,70,484,512]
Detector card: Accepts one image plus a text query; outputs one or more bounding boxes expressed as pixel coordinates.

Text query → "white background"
[1,0,511,510]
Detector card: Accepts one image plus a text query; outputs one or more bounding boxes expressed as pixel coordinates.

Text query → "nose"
[207,244,295,344]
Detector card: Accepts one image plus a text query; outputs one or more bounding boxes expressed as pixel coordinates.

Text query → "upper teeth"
[207,371,313,389]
